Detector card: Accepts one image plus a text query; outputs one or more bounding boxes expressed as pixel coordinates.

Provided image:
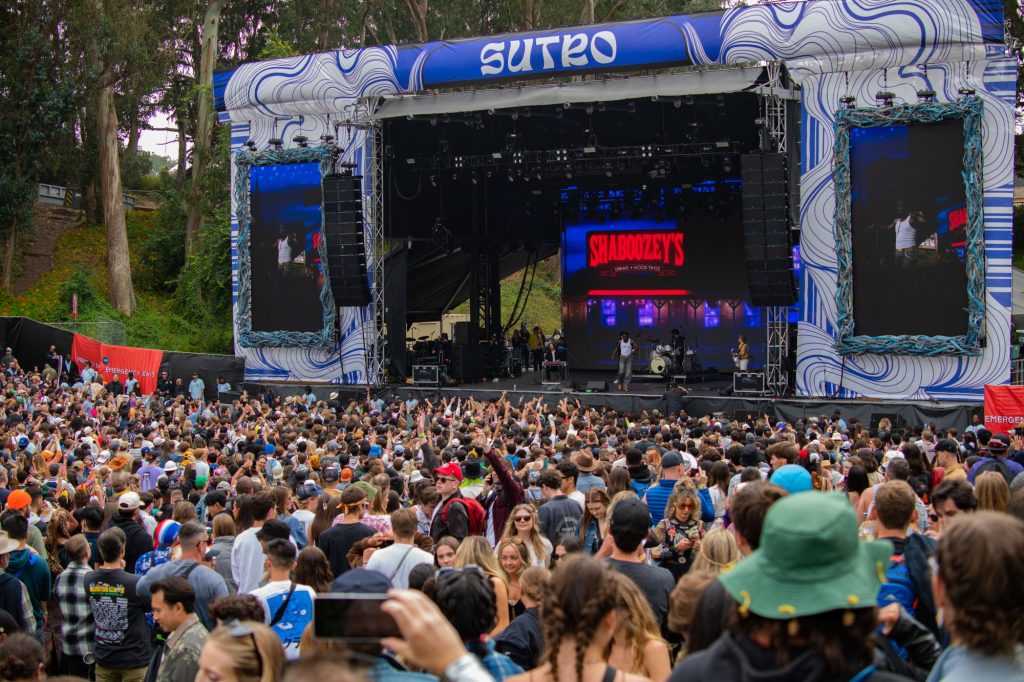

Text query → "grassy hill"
[453,252,563,333]
[0,211,233,353]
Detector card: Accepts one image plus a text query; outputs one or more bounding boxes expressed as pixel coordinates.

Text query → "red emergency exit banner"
[71,334,163,395]
[983,385,1024,435]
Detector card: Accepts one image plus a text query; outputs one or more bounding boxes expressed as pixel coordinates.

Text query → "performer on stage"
[734,334,750,371]
[613,331,638,393]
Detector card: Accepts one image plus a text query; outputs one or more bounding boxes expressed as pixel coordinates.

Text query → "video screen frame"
[234,145,338,348]
[833,96,986,356]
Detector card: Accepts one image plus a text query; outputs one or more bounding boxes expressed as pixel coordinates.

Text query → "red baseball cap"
[433,462,464,483]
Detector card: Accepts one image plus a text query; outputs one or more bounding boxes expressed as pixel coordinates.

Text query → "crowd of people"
[1,346,1023,682]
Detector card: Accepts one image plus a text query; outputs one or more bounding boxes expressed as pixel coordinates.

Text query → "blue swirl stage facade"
[215,0,1013,403]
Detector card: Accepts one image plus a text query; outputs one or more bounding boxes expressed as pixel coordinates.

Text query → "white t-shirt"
[895,217,917,249]
[568,490,586,510]
[365,542,434,589]
[232,528,266,594]
[292,509,315,541]
[250,580,317,660]
[619,339,633,357]
[277,238,291,265]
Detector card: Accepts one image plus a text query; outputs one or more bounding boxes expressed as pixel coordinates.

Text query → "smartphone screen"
[313,594,400,642]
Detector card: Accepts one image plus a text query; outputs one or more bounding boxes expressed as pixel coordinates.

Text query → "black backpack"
[975,457,1015,486]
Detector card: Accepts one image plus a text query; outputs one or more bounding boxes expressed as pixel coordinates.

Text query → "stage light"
[292,135,309,147]
[565,170,573,179]
[583,146,597,154]
[406,114,414,120]
[535,171,543,181]
[722,158,733,173]
[243,140,257,151]
[507,173,514,182]
[605,169,613,178]
[874,90,895,107]
[319,133,335,143]
[958,87,976,97]
[715,141,731,149]
[429,117,438,126]
[650,94,659,102]
[429,175,437,187]
[405,158,416,165]
[268,137,283,148]
[471,172,479,185]
[839,96,857,109]
[451,172,458,181]
[491,152,502,160]
[917,88,936,103]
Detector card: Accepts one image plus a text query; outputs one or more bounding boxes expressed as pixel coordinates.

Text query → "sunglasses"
[514,515,532,522]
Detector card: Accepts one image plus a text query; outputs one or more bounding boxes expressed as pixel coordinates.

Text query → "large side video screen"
[850,120,969,337]
[249,162,326,333]
[561,183,753,370]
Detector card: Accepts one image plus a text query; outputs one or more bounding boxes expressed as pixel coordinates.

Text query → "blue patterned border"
[833,96,985,357]
[234,145,339,348]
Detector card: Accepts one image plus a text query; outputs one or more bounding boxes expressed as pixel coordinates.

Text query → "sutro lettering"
[587,231,685,268]
[480,30,617,76]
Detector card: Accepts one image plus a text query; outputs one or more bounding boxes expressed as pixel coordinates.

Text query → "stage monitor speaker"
[734,371,765,394]
[585,380,608,393]
[452,321,471,345]
[412,365,439,385]
[741,153,797,307]
[451,344,488,382]
[322,173,371,307]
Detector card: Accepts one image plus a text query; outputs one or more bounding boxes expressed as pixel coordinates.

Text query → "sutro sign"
[480,31,618,76]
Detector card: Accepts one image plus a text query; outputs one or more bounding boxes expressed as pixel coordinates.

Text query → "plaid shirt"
[54,561,92,656]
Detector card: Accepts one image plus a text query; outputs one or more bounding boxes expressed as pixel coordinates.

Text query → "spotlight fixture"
[958,87,976,97]
[243,140,258,151]
[839,96,857,109]
[268,137,284,148]
[292,135,309,148]
[319,133,335,143]
[722,158,733,173]
[916,88,936,103]
[874,90,895,107]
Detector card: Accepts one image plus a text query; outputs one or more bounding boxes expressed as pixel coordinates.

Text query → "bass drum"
[650,355,667,375]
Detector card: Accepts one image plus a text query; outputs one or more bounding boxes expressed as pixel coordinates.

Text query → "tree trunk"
[176,116,188,191]
[97,85,137,315]
[184,0,225,258]
[580,0,594,23]
[123,111,140,173]
[1,223,16,292]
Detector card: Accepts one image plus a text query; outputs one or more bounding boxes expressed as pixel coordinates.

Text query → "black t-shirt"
[316,522,376,577]
[85,568,152,669]
[606,558,675,625]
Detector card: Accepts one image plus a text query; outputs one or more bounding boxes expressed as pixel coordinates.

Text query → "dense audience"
[1,346,1023,682]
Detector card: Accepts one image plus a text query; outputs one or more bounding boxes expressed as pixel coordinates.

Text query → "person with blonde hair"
[689,527,740,574]
[499,503,552,568]
[606,572,671,681]
[496,538,530,620]
[974,470,1010,513]
[196,620,284,682]
[455,536,510,635]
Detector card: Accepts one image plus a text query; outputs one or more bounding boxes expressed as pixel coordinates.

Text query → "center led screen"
[561,183,753,371]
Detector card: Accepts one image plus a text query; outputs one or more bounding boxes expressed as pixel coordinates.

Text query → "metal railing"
[1012,358,1024,386]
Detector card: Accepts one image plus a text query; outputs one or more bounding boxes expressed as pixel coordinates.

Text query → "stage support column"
[468,242,502,343]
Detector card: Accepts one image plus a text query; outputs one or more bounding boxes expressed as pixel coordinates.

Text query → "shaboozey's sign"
[587,229,685,274]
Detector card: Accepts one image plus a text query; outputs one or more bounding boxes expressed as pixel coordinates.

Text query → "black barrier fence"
[1,316,245,402]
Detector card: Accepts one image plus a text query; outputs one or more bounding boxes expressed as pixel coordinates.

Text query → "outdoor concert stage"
[215,0,1014,407]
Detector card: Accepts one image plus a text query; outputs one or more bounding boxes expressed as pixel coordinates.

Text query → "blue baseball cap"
[771,464,813,495]
[264,443,275,455]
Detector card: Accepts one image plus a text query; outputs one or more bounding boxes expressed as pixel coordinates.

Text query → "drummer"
[670,328,685,371]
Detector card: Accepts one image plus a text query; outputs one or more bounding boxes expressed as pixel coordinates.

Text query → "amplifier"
[412,365,439,385]
[733,372,765,394]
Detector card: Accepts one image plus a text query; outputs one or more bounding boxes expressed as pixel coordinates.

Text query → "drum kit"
[649,341,700,376]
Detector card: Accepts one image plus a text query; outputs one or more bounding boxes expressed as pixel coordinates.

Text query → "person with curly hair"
[505,555,649,682]
[0,633,45,682]
[928,512,1024,681]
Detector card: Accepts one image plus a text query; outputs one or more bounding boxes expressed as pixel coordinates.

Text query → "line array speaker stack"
[322,172,371,307]
[741,153,797,306]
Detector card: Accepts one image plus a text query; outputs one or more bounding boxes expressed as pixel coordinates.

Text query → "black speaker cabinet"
[322,172,371,307]
[741,153,797,306]
[734,372,765,394]
[585,380,609,393]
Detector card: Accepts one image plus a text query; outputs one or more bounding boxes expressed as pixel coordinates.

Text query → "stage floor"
[441,368,733,398]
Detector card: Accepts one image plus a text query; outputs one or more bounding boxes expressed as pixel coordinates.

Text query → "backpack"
[441,497,487,536]
[975,457,1015,486]
[877,553,917,618]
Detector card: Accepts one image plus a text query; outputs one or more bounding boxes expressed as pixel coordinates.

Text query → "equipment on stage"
[650,355,667,375]
[412,365,440,385]
[733,371,765,394]
[584,380,609,393]
[543,359,567,382]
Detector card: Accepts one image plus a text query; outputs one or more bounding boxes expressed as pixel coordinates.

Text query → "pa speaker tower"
[741,153,796,306]
[322,172,371,307]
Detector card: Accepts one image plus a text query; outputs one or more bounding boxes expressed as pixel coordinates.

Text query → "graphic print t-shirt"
[249,580,317,659]
[85,568,152,669]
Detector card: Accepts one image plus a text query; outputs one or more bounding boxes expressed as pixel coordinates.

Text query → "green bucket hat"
[719,491,892,619]
[351,480,377,501]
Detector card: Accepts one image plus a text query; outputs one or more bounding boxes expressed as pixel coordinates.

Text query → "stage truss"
[761,61,792,397]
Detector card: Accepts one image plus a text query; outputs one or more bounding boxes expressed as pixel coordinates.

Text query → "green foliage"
[256,27,299,60]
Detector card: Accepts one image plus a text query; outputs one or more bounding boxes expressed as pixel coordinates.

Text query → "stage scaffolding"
[760,61,792,397]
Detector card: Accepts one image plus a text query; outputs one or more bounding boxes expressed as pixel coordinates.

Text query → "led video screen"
[850,119,969,337]
[561,183,753,370]
[248,162,327,333]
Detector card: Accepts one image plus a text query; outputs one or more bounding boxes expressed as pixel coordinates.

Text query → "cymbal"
[417,336,429,340]
[406,337,416,342]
